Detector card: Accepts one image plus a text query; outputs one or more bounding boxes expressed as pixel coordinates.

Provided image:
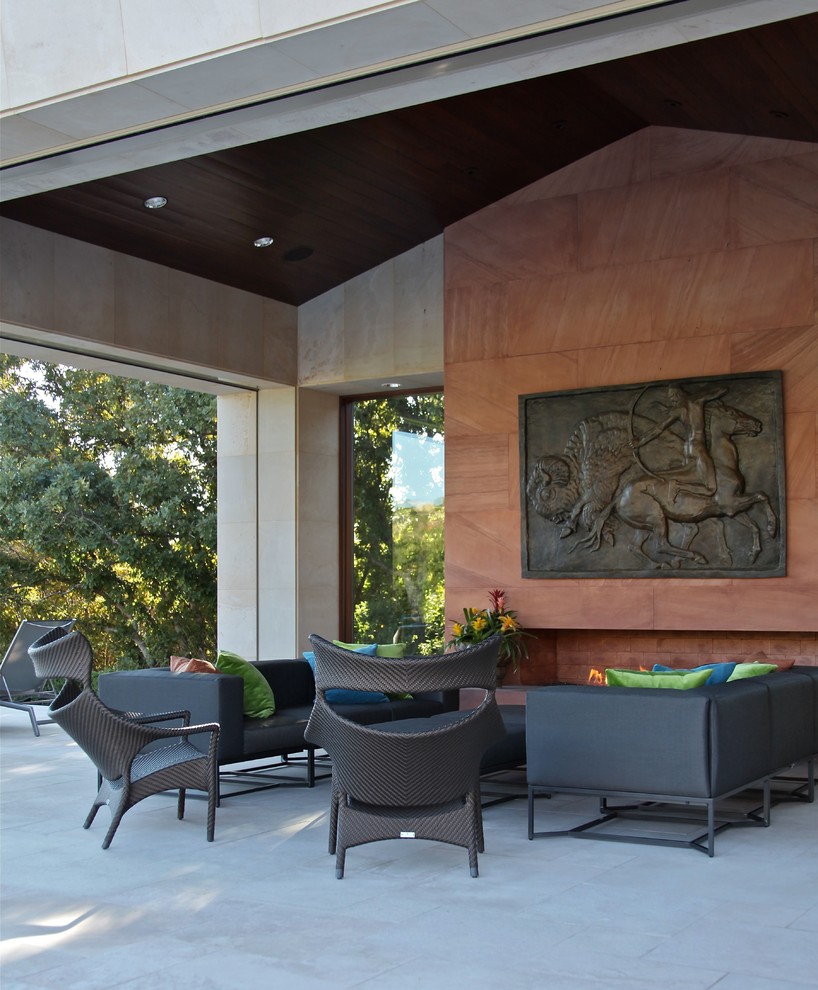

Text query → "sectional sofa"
[526,666,818,855]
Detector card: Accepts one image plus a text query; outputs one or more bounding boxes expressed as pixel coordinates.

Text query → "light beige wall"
[259,389,298,657]
[0,218,297,385]
[299,236,443,391]
[297,389,341,650]
[217,392,260,659]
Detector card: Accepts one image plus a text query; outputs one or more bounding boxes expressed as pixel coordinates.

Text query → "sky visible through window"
[390,430,444,508]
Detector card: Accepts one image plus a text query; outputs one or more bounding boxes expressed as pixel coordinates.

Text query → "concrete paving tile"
[2,704,817,990]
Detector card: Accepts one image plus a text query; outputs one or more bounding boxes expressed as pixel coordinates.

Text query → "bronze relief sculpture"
[520,372,785,578]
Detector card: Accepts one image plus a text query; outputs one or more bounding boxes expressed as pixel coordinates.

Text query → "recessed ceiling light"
[382,382,401,389]
[254,236,274,248]
[143,196,167,209]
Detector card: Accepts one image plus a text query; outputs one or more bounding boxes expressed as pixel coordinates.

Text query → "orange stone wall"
[443,127,818,683]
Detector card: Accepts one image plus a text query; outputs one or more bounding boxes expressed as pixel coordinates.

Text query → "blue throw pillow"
[304,645,389,704]
[652,661,737,685]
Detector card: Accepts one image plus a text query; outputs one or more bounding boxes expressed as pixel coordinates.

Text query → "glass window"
[344,392,444,653]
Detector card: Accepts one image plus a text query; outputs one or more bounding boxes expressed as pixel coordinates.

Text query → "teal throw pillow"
[304,645,390,704]
[606,667,713,689]
[215,649,275,718]
[652,661,737,685]
[726,662,778,681]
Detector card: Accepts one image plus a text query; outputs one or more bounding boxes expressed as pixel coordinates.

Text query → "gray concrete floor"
[2,705,817,990]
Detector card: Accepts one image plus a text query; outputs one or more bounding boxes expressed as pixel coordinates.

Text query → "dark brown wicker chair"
[305,634,505,878]
[28,626,219,849]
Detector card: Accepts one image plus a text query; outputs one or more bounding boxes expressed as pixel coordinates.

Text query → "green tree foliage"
[0,356,216,669]
[352,393,444,653]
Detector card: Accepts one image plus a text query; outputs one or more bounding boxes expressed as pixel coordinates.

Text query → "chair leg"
[177,788,186,821]
[83,800,102,830]
[206,783,217,842]
[473,783,485,853]
[84,778,110,829]
[335,844,346,879]
[100,795,130,850]
[328,779,340,854]
[467,791,481,875]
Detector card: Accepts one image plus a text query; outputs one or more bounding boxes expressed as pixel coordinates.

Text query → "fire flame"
[588,664,649,685]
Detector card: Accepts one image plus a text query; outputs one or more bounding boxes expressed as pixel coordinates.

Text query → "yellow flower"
[498,614,519,633]
[472,615,488,632]
[452,622,463,637]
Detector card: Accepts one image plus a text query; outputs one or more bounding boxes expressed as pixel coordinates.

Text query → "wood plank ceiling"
[2,14,817,307]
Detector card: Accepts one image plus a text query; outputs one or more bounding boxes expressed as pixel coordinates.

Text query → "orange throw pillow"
[170,656,218,674]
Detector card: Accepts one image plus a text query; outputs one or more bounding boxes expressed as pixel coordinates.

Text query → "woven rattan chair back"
[305,634,505,877]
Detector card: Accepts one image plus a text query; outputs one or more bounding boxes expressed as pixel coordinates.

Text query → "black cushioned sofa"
[99,658,459,794]
[526,666,818,856]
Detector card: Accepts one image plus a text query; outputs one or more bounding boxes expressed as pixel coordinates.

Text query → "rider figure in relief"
[629,383,727,501]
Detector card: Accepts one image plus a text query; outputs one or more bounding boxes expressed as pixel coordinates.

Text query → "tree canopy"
[0,356,216,669]
[351,393,444,653]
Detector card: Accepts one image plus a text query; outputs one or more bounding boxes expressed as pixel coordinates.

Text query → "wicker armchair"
[305,634,505,878]
[28,626,219,849]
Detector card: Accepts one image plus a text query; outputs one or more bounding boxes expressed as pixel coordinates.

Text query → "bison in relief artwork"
[520,372,785,578]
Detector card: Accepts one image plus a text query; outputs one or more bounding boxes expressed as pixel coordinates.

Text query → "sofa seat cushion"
[430,706,525,774]
[387,696,451,719]
[242,706,314,756]
[328,701,403,724]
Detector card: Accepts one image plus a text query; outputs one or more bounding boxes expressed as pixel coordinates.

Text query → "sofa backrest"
[526,680,775,799]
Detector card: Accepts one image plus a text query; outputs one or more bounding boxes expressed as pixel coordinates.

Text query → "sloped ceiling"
[2,13,817,306]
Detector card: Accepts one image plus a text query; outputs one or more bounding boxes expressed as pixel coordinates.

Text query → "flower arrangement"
[447,589,532,672]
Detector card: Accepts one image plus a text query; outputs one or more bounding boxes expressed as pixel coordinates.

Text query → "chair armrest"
[99,669,244,761]
[115,708,191,726]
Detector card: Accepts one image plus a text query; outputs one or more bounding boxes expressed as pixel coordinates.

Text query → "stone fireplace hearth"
[511,629,818,686]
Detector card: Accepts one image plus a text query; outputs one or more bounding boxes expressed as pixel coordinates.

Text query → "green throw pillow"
[726,662,778,681]
[605,667,713,689]
[333,641,407,658]
[216,650,275,718]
